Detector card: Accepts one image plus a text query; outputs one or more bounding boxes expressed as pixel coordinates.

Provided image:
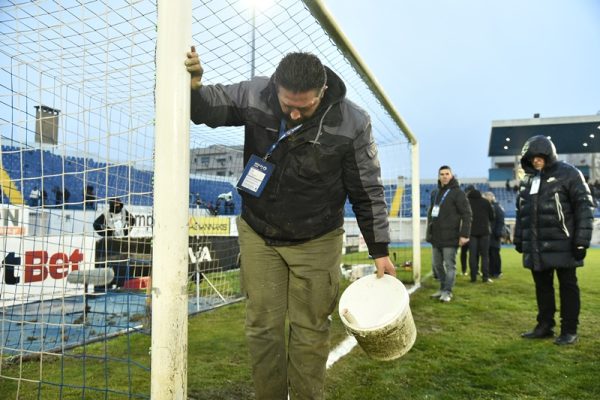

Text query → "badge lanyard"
[236,120,302,197]
[431,188,451,218]
[264,120,303,161]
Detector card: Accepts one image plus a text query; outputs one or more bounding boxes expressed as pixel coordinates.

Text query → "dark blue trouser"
[488,245,501,277]
[469,235,490,281]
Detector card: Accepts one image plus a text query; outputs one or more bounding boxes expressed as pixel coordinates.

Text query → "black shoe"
[521,325,554,339]
[554,333,578,345]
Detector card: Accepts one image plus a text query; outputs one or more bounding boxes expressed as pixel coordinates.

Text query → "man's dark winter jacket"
[426,177,472,248]
[514,135,595,270]
[489,201,505,249]
[190,67,389,257]
[468,189,494,237]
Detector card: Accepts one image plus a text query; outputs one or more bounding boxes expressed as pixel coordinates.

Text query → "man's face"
[276,86,323,126]
[438,168,453,186]
[532,156,545,171]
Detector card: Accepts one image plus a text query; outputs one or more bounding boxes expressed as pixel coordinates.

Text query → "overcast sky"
[322,0,600,179]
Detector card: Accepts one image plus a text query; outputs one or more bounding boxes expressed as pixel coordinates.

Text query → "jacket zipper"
[555,193,570,237]
[272,105,335,195]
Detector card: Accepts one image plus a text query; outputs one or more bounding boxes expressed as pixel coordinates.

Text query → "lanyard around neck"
[264,119,303,160]
[436,187,452,206]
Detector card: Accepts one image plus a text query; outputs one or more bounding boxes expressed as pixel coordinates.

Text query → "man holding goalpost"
[186,47,396,399]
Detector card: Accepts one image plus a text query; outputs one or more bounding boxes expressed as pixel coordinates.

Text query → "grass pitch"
[1,247,599,399]
[187,247,600,400]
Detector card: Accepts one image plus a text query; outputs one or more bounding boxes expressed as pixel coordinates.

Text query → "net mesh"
[0,0,416,397]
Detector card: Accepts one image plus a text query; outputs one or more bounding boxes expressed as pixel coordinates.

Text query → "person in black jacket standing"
[426,166,472,302]
[459,185,476,276]
[514,135,594,345]
[483,191,505,278]
[467,188,495,283]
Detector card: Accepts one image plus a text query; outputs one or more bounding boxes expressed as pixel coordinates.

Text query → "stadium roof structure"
[489,115,600,156]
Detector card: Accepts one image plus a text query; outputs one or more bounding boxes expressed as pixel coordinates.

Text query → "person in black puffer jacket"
[467,189,495,283]
[514,135,595,345]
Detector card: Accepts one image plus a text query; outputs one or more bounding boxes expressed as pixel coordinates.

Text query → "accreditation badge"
[431,205,440,218]
[529,176,540,195]
[236,154,275,197]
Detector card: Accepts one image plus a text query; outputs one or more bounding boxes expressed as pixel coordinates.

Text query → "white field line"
[326,273,430,369]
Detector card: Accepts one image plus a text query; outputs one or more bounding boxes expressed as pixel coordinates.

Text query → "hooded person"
[93,198,135,237]
[514,135,594,345]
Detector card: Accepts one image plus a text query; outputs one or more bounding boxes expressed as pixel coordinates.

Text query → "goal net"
[191,0,420,284]
[0,0,418,398]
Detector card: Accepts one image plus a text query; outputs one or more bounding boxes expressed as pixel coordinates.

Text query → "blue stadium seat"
[3,145,597,218]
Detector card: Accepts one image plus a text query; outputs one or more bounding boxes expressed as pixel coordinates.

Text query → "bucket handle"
[342,308,360,328]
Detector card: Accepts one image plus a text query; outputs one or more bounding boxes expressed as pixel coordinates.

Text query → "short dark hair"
[439,165,452,172]
[274,52,326,92]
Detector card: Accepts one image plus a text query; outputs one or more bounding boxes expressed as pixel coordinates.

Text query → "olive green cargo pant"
[237,218,343,400]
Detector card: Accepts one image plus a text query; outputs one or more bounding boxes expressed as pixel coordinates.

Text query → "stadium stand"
[5,146,597,219]
[1,145,243,212]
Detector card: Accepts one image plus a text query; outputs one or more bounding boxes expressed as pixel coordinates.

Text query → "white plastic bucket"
[338,274,416,361]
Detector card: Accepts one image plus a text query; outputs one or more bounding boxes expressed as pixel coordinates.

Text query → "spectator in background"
[426,165,472,302]
[502,224,513,245]
[467,187,495,283]
[41,189,48,207]
[93,198,136,292]
[52,185,63,206]
[514,135,594,345]
[84,185,96,210]
[218,191,235,215]
[28,186,41,207]
[64,187,70,205]
[589,180,600,201]
[194,193,203,207]
[593,180,600,199]
[93,198,135,237]
[483,191,505,279]
[225,197,234,214]
[459,185,475,276]
[206,201,218,216]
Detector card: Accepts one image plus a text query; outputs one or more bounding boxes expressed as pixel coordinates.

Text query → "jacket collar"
[438,177,460,190]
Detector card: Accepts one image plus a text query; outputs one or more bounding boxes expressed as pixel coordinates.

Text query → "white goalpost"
[0,0,419,398]
[151,1,191,398]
